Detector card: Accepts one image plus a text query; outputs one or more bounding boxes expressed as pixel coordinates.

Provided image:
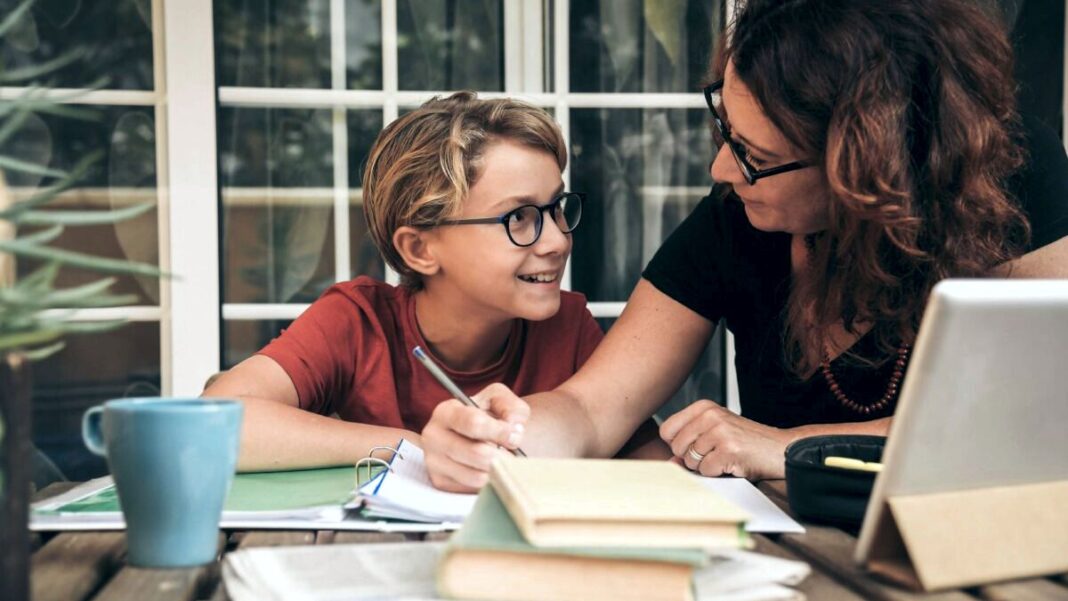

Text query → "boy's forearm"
[234,396,419,472]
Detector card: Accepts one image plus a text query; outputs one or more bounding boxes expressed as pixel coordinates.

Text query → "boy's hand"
[422,383,530,492]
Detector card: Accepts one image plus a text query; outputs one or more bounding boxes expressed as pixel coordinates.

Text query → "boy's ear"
[392,226,440,278]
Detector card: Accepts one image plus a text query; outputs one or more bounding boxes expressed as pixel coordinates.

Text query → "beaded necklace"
[820,343,911,415]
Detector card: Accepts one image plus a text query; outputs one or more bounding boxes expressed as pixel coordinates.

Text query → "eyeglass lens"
[507,194,582,246]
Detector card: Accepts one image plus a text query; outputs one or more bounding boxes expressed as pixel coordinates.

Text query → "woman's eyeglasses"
[703,80,810,185]
[436,191,584,247]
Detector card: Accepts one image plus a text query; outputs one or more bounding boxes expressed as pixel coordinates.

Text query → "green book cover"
[448,486,709,566]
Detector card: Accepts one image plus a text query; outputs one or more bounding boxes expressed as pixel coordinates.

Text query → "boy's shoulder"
[534,289,595,330]
[316,276,410,317]
[326,275,404,299]
[557,289,591,313]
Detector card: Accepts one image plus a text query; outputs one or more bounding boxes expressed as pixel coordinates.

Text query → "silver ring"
[686,443,706,463]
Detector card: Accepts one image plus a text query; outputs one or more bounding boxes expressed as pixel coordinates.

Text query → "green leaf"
[15,201,155,226]
[36,277,117,303]
[52,320,127,334]
[15,224,64,245]
[0,151,102,217]
[0,238,164,277]
[0,51,83,84]
[0,0,34,39]
[0,154,65,178]
[0,276,137,309]
[20,340,65,361]
[13,262,60,289]
[0,89,98,122]
[0,105,34,147]
[0,327,65,351]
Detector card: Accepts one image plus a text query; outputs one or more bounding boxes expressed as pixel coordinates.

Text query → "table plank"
[89,565,211,601]
[31,532,126,601]
[752,534,866,601]
[235,531,315,548]
[331,531,409,544]
[776,526,979,601]
[424,531,452,542]
[975,580,1068,601]
[89,534,226,601]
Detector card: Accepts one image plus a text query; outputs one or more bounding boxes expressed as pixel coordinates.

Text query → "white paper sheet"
[355,439,476,523]
[695,477,805,534]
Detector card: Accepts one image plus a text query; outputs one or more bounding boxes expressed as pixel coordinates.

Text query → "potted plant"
[0,1,163,598]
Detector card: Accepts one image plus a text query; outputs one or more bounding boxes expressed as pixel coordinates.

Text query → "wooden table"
[29,481,1068,601]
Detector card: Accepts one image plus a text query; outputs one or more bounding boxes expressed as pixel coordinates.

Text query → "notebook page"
[360,439,477,522]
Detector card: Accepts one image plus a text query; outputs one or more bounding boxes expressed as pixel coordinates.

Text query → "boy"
[204,92,608,472]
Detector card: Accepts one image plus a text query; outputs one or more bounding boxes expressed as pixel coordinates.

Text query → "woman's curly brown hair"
[715,0,1031,376]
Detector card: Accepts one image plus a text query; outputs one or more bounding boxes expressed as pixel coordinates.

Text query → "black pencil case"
[784,434,886,530]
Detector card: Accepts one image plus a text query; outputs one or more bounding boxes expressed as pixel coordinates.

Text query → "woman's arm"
[421,279,716,491]
[660,399,889,480]
[203,355,419,471]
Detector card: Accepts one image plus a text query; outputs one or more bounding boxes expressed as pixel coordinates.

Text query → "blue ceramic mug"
[82,398,243,567]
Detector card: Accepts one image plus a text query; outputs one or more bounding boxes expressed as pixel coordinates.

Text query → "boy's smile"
[517,270,560,284]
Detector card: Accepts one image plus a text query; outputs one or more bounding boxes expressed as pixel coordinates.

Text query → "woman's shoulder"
[1010,115,1068,249]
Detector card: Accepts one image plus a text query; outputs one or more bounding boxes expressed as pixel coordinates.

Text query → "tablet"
[855,279,1068,563]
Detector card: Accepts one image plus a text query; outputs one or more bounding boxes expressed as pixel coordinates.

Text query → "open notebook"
[353,438,477,523]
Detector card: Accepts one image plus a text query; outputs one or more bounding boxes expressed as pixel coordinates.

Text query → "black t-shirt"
[642,117,1068,428]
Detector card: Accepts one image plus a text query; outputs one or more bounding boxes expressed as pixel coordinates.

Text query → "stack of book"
[437,457,753,601]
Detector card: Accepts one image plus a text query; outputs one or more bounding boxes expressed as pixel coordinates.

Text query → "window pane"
[397,0,504,91]
[223,319,293,369]
[596,318,725,420]
[347,110,385,280]
[219,107,336,303]
[5,106,160,305]
[569,108,713,302]
[32,323,161,481]
[215,0,338,89]
[569,0,723,93]
[0,0,154,90]
[345,1,384,89]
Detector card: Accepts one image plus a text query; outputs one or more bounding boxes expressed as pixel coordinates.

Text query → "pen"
[412,346,527,457]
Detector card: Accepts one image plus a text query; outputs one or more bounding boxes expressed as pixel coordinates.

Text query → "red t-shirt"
[258,276,604,433]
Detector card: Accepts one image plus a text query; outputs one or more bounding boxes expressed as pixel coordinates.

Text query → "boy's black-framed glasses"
[437,191,584,247]
[703,80,810,185]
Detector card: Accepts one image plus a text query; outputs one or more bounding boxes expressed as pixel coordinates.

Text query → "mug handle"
[82,406,107,457]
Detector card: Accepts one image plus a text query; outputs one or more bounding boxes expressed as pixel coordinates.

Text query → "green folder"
[38,466,378,515]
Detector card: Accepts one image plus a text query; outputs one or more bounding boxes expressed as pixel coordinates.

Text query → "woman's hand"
[659,400,795,480]
[421,383,530,493]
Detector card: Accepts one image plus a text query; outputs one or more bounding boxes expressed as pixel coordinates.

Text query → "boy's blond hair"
[362,92,567,288]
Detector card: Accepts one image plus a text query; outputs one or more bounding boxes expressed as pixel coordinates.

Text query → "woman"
[419,0,1068,491]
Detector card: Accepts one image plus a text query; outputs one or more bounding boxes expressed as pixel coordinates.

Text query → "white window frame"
[6,0,1062,409]
[193,0,738,401]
